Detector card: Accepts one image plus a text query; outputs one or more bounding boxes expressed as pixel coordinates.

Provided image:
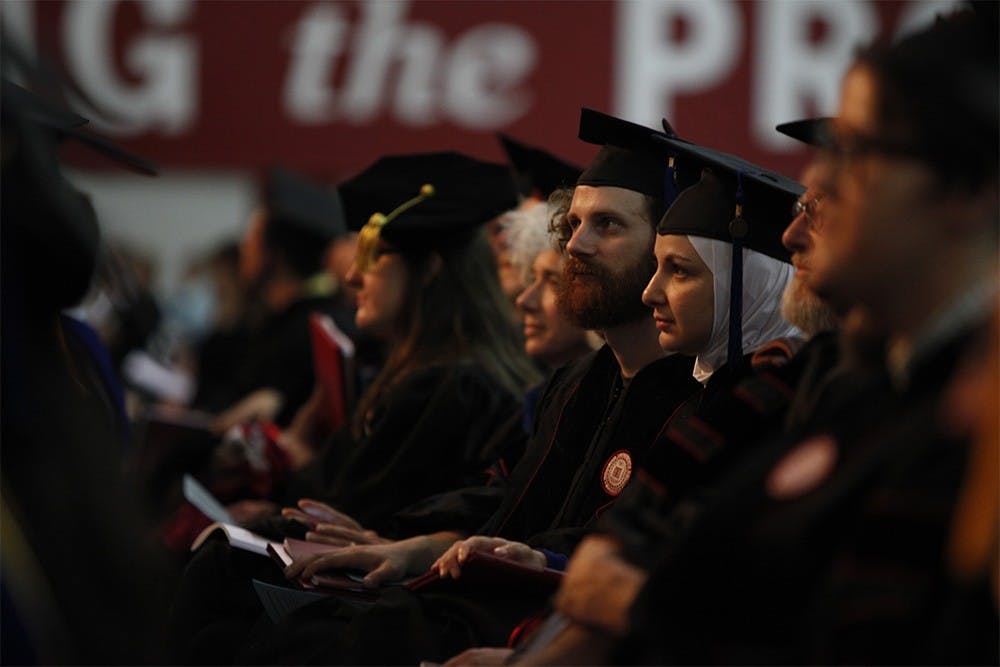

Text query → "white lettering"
[615,0,741,126]
[340,1,407,122]
[754,0,876,150]
[444,24,535,129]
[392,24,445,126]
[284,3,350,124]
[63,0,197,136]
[285,0,534,129]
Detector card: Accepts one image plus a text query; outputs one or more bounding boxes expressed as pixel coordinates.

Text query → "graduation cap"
[2,79,159,176]
[340,151,519,271]
[578,107,678,150]
[264,167,347,241]
[657,132,802,262]
[652,132,804,373]
[775,117,834,148]
[498,133,582,199]
[576,107,679,204]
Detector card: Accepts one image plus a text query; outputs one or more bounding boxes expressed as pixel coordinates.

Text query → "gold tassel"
[354,184,435,272]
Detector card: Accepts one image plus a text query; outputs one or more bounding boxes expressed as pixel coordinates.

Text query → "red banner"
[17,0,944,181]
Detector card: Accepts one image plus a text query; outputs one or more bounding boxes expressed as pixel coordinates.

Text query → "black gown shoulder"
[287,361,525,534]
[481,347,700,556]
[621,324,996,665]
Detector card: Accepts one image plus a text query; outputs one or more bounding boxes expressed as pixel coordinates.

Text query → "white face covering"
[687,236,802,384]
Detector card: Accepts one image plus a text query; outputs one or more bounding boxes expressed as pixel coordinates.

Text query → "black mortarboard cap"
[2,79,159,176]
[578,107,678,148]
[265,167,346,241]
[775,117,834,148]
[657,168,733,243]
[340,151,518,270]
[576,145,666,199]
[653,131,803,373]
[658,127,802,262]
[498,133,582,199]
[576,108,678,203]
[660,126,804,200]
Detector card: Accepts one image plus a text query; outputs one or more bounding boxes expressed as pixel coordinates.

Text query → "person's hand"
[212,388,283,433]
[432,536,546,579]
[284,542,409,588]
[280,498,363,531]
[225,499,278,525]
[306,523,391,547]
[442,647,514,666]
[554,535,646,636]
[285,532,460,588]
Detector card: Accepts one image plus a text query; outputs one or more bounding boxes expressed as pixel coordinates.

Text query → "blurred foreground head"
[813,4,998,324]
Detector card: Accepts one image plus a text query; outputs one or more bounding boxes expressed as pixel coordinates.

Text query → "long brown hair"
[352,230,541,436]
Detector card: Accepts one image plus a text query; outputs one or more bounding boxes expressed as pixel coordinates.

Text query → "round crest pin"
[601,450,633,496]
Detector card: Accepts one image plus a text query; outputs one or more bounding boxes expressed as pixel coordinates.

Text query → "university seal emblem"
[601,449,633,496]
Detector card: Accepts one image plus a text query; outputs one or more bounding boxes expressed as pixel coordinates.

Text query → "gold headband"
[354,184,435,272]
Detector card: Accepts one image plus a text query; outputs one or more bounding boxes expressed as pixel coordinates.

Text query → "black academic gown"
[1,313,171,665]
[481,346,701,555]
[284,362,526,535]
[620,323,998,665]
[605,334,842,570]
[239,346,701,666]
[169,361,525,663]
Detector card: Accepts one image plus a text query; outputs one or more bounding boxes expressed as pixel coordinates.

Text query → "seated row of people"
[171,6,997,666]
[2,4,994,664]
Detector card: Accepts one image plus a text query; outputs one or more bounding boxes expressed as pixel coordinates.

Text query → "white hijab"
[688,236,802,385]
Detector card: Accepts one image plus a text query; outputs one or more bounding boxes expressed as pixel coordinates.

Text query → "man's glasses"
[791,195,825,230]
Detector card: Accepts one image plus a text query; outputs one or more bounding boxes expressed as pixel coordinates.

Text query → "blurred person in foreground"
[574,6,998,664]
[1,78,169,664]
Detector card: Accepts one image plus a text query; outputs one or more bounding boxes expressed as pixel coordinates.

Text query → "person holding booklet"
[274,152,539,530]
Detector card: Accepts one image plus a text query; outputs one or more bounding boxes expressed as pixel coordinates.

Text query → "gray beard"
[781,275,838,338]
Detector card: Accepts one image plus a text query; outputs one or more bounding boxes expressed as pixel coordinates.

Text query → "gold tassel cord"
[354,184,435,272]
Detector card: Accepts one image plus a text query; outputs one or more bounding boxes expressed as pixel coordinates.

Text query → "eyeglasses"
[791,195,825,231]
